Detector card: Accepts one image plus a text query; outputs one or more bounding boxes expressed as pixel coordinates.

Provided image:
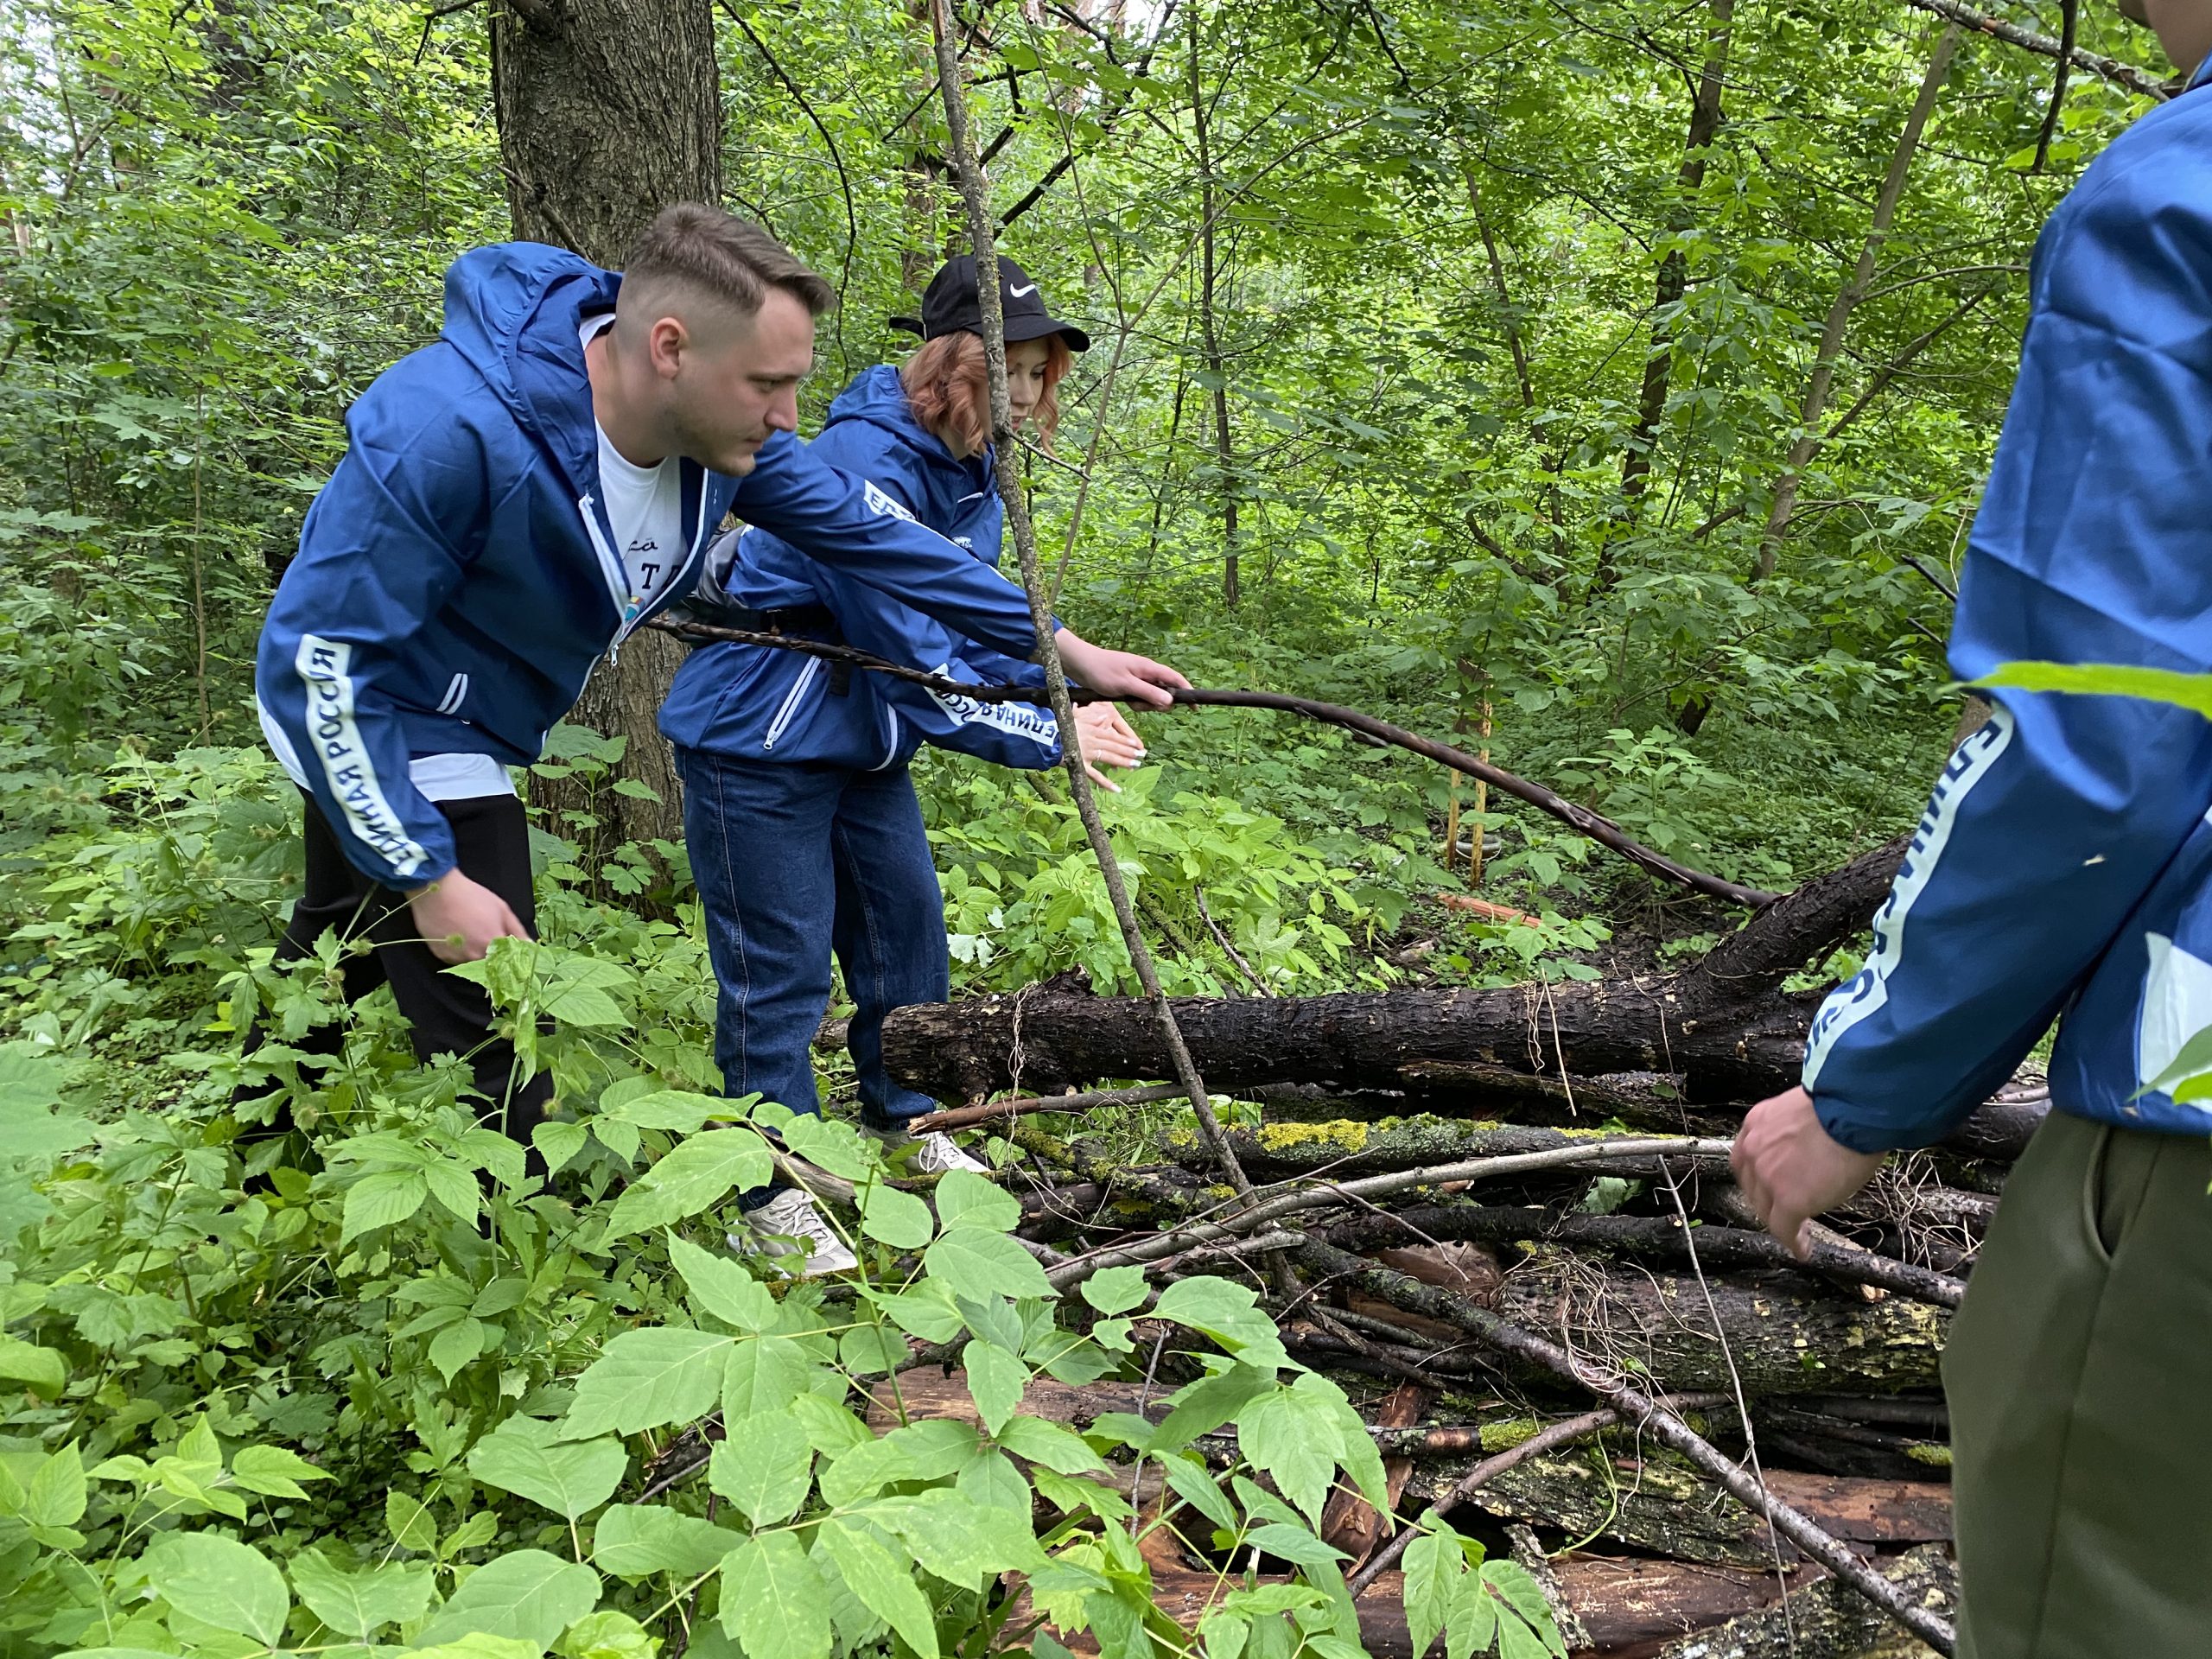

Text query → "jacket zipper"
[581,482,720,666]
[763,658,821,752]
[577,493,632,663]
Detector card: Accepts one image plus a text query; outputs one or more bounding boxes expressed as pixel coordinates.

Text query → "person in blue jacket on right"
[1735,1,2212,1648]
[661,257,1148,1273]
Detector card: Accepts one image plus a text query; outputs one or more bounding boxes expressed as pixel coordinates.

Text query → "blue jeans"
[677,748,949,1205]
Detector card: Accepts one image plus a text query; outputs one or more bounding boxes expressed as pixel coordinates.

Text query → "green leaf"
[1297,1370,1391,1513]
[592,1503,740,1579]
[1158,1452,1237,1534]
[1482,1560,1565,1657]
[818,1519,940,1659]
[563,1327,732,1437]
[924,1227,1054,1302]
[532,1119,590,1173]
[289,1547,435,1637]
[964,1342,1027,1437]
[867,1285,963,1344]
[707,1408,814,1527]
[1152,1363,1276,1454]
[856,1486,1047,1587]
[341,1168,429,1243]
[431,1316,488,1382]
[720,1533,831,1659]
[1445,1567,1498,1659]
[416,1550,601,1648]
[1243,1524,1347,1570]
[404,1637,544,1659]
[669,1235,776,1332]
[818,1420,979,1506]
[858,1180,935,1249]
[0,1335,67,1395]
[1238,1379,1344,1524]
[933,1169,1020,1233]
[1078,1266,1150,1315]
[1402,1527,1461,1659]
[468,1416,628,1520]
[1153,1276,1289,1368]
[388,1490,439,1553]
[24,1442,86,1528]
[787,1390,876,1455]
[837,1321,906,1376]
[957,1447,1033,1516]
[604,1130,773,1239]
[143,1533,289,1644]
[995,1415,1108,1474]
[229,1443,331,1500]
[721,1333,814,1421]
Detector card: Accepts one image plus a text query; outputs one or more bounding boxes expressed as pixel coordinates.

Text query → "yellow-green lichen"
[1255,1119,1370,1153]
[1479,1417,1540,1453]
[1905,1441,1953,1468]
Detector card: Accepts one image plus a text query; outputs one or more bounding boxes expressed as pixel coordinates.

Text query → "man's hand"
[1732,1085,1885,1258]
[1053,628,1191,709]
[1073,702,1147,793]
[406,870,530,965]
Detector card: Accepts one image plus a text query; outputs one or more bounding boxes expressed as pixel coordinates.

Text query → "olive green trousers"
[1945,1108,2212,1657]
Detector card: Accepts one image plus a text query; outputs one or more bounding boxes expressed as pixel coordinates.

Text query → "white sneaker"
[865,1124,988,1176]
[731,1187,858,1276]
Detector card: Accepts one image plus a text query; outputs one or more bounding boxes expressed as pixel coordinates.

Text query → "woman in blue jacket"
[660,257,1150,1271]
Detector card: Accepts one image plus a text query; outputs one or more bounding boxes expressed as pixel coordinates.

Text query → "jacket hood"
[824,365,984,479]
[440,242,620,487]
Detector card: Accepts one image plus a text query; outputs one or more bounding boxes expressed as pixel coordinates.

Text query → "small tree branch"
[1904,0,2164,99]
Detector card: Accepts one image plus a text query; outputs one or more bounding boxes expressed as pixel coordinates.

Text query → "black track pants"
[241,790,552,1147]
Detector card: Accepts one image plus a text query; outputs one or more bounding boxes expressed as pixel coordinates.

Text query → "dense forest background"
[0,1,2176,1656]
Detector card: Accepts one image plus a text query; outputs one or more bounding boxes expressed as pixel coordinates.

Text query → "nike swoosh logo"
[1010,283,1038,298]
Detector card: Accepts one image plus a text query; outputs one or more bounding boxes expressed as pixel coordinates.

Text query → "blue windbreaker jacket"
[1803,69,2212,1150]
[255,246,1046,889]
[658,365,1063,772]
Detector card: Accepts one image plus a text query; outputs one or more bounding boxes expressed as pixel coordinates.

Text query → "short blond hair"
[621,203,836,321]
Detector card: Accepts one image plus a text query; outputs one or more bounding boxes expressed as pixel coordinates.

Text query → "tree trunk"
[488,0,722,856]
[1616,0,1733,513]
[1754,24,1960,578]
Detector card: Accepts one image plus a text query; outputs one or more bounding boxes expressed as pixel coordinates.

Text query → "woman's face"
[1007,338,1052,429]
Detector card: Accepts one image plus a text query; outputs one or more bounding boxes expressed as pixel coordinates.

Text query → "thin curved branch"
[717,0,858,365]
[645,617,1779,906]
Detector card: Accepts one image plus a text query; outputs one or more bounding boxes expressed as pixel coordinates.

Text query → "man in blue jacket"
[249,204,1184,1156]
[1734,5,2212,1649]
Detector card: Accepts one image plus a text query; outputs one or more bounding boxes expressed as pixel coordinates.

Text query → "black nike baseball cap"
[890,255,1090,352]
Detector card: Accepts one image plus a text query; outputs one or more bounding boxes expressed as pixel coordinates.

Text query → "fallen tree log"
[883,836,1912,1105]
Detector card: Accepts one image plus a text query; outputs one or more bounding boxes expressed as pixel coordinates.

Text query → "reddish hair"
[899,330,1072,457]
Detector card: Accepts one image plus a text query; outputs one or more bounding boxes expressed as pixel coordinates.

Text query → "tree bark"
[1754,25,1960,578]
[488,0,722,855]
[880,835,1909,1104]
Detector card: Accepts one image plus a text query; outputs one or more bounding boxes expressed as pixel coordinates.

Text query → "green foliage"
[0,1008,1555,1659]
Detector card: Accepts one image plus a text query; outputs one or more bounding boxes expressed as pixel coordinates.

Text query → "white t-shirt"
[582,315,688,622]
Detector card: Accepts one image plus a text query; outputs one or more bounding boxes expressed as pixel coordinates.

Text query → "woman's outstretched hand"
[1053,628,1190,709]
[1072,702,1147,792]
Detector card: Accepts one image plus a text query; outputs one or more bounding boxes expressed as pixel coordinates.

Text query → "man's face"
[664,288,816,474]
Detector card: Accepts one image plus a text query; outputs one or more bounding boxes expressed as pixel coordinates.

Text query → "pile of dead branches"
[868,831,2013,1657]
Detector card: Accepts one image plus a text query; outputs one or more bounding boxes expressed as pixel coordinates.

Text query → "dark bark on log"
[1651,1542,1955,1658]
[1484,1253,1947,1397]
[883,837,1910,1105]
[1327,1205,1967,1308]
